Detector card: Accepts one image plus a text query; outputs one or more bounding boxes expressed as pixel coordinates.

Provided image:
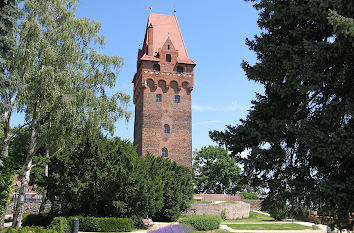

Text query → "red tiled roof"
[145,13,195,65]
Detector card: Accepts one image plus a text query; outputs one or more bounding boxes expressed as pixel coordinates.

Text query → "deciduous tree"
[11,0,130,228]
[193,146,241,194]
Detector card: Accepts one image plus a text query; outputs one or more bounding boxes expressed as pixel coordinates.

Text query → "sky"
[11,0,264,151]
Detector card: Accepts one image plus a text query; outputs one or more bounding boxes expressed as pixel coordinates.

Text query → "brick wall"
[193,194,243,202]
[183,202,250,219]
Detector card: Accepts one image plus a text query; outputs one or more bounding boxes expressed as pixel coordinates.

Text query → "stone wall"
[183,201,250,219]
[193,194,243,202]
[241,200,262,211]
[6,202,51,215]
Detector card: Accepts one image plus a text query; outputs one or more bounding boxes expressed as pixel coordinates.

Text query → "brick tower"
[132,13,196,168]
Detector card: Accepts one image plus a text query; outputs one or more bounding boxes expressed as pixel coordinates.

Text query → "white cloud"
[192,101,248,112]
[192,104,220,112]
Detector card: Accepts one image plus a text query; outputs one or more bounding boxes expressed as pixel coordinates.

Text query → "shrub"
[50,217,69,233]
[314,218,321,224]
[179,215,221,231]
[147,224,194,233]
[241,191,259,200]
[220,208,227,220]
[67,216,133,232]
[261,195,288,220]
[1,226,58,233]
[130,215,148,230]
[22,213,54,227]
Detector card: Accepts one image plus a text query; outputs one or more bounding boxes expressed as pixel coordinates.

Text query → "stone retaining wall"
[241,200,262,211]
[183,201,250,219]
[6,202,51,215]
[193,194,243,202]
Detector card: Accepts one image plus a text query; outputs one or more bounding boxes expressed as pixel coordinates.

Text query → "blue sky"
[11,0,264,151]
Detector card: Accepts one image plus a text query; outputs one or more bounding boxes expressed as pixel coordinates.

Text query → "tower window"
[174,95,180,103]
[164,124,170,134]
[162,148,168,158]
[153,64,160,71]
[168,44,170,50]
[156,94,162,102]
[177,66,183,73]
[166,54,171,62]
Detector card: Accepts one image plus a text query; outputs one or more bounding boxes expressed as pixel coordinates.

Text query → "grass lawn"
[227,223,312,230]
[223,211,277,223]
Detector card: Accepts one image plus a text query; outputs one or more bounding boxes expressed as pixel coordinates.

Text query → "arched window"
[174,95,180,103]
[166,54,171,62]
[156,94,162,102]
[162,148,168,158]
[164,124,170,134]
[177,66,183,73]
[168,44,170,50]
[153,64,160,71]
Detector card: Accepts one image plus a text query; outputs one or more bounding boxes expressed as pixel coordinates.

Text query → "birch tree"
[11,0,130,228]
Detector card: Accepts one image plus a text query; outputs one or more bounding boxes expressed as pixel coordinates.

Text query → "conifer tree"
[211,0,353,231]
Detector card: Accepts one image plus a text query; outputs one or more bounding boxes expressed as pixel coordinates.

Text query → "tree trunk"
[39,149,49,213]
[12,108,37,229]
[1,111,11,158]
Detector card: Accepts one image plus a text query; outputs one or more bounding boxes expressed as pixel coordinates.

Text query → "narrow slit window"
[156,94,162,102]
[174,95,180,103]
[162,148,168,158]
[166,54,171,62]
[164,124,170,134]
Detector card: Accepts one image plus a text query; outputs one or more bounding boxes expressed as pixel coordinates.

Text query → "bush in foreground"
[67,216,133,232]
[179,215,221,231]
[22,213,54,228]
[2,226,58,233]
[49,217,69,233]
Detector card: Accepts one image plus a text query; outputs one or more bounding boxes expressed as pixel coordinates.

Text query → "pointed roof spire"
[149,7,152,14]
[174,9,176,16]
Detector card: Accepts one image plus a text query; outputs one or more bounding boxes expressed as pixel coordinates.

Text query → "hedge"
[179,215,221,231]
[67,216,133,232]
[22,213,54,227]
[49,217,69,233]
[1,226,58,233]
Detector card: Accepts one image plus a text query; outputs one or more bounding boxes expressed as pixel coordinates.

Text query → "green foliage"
[49,217,69,233]
[67,216,133,232]
[47,133,193,222]
[0,158,13,226]
[1,226,58,233]
[261,195,288,221]
[193,146,242,194]
[241,191,259,200]
[314,218,321,225]
[210,0,353,231]
[220,209,227,220]
[22,213,54,228]
[179,215,221,231]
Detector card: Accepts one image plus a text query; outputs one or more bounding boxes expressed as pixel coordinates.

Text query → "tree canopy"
[193,146,241,194]
[5,0,131,228]
[211,0,353,231]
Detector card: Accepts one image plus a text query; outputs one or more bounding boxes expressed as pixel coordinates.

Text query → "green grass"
[223,211,277,223]
[227,223,312,230]
[217,201,236,204]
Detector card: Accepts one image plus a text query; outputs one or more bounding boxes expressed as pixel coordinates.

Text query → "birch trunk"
[1,111,11,158]
[12,108,37,229]
[39,149,49,212]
